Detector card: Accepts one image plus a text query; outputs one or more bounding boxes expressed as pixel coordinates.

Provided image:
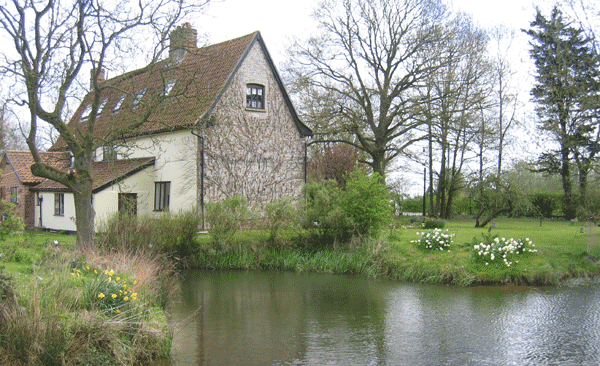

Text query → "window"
[54,193,64,216]
[113,94,126,114]
[98,98,109,114]
[132,88,147,110]
[164,79,177,96]
[79,104,92,122]
[10,187,18,204]
[103,145,117,161]
[246,84,265,109]
[154,182,170,211]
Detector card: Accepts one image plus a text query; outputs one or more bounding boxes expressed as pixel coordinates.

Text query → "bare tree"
[0,0,208,248]
[419,14,490,218]
[286,0,450,177]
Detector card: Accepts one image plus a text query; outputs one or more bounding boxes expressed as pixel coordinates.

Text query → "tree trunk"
[560,145,575,219]
[474,207,512,228]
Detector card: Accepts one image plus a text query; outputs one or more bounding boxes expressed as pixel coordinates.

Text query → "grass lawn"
[390,217,600,285]
[0,230,77,291]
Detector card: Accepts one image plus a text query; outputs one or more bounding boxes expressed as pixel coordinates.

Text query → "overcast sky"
[201,0,544,65]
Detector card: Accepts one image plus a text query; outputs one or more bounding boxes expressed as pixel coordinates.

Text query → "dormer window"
[164,79,176,96]
[132,88,147,110]
[113,95,126,114]
[79,104,92,122]
[98,98,109,114]
[246,84,265,109]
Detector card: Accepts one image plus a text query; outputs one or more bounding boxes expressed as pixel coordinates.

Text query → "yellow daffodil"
[116,277,120,282]
[124,297,129,301]
[116,309,121,314]
[94,269,97,274]
[133,280,137,285]
[111,294,117,299]
[104,270,109,275]
[98,293,105,299]
[109,269,115,276]
[108,277,112,283]
[86,266,90,270]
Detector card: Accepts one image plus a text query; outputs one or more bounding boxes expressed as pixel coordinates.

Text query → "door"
[118,193,137,217]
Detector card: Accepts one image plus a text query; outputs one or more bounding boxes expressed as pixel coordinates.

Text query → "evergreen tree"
[524,6,600,219]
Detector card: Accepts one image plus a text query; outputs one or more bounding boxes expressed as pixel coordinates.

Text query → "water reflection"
[167,271,600,365]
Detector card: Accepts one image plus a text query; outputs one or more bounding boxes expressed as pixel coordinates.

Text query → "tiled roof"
[1,151,71,185]
[31,157,155,193]
[51,31,314,151]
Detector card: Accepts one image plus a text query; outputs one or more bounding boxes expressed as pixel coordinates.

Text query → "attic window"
[98,98,109,114]
[113,95,126,114]
[246,84,265,109]
[164,79,176,96]
[80,104,92,122]
[132,88,147,110]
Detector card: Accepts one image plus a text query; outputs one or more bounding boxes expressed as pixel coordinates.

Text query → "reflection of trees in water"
[172,271,388,365]
[169,272,600,365]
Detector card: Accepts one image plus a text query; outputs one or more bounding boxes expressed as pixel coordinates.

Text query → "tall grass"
[0,239,175,364]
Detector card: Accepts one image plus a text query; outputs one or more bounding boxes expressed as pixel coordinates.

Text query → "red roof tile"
[1,151,71,185]
[51,32,260,151]
[32,157,155,193]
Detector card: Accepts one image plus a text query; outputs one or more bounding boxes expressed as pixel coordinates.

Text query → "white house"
[15,24,312,233]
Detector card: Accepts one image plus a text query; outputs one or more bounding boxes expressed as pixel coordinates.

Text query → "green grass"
[0,230,76,291]
[391,217,600,285]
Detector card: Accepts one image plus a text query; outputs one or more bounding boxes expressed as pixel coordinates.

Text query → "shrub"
[472,236,538,267]
[205,195,253,248]
[342,170,391,237]
[412,228,454,251]
[301,180,352,246]
[97,210,200,262]
[530,192,561,218]
[423,218,445,229]
[263,197,298,245]
[0,200,24,241]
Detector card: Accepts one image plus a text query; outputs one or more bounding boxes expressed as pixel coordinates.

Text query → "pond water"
[167,270,600,365]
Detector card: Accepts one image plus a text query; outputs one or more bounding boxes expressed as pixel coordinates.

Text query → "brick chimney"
[90,68,106,89]
[169,23,197,60]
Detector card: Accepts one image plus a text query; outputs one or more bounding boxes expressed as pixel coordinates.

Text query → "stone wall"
[202,41,306,206]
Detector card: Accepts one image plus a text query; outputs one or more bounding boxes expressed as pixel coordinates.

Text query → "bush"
[530,192,561,218]
[423,218,445,229]
[0,200,24,241]
[412,228,454,251]
[342,170,391,237]
[205,195,253,248]
[301,180,352,247]
[263,197,298,245]
[97,210,201,262]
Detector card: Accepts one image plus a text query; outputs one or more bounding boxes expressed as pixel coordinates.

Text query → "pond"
[167,270,600,365]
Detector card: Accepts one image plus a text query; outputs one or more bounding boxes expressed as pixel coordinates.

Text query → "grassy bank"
[189,217,600,286]
[0,231,176,365]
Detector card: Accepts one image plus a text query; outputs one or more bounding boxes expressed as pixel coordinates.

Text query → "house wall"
[35,191,77,232]
[35,165,156,232]
[93,164,156,227]
[203,41,306,206]
[97,129,198,215]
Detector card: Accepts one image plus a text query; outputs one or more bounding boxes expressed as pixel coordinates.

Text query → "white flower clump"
[412,228,454,251]
[473,237,537,266]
